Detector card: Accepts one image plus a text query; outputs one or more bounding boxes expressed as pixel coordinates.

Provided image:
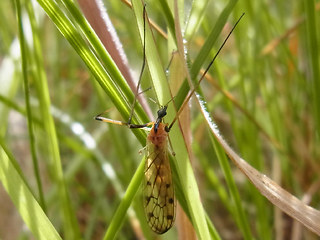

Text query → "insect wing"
[144,136,175,234]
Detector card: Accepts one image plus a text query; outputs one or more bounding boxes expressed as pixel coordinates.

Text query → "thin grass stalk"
[24,0,47,212]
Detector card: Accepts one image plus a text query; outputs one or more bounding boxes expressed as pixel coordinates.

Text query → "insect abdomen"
[144,123,175,234]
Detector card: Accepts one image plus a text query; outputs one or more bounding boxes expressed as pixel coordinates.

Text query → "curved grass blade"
[37,0,148,144]
[0,144,62,240]
[198,93,320,236]
[175,0,239,108]
[131,1,212,239]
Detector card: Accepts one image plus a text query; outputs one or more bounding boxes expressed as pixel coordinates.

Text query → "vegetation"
[0,0,319,239]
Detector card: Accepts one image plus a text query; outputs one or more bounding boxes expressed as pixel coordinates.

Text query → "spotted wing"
[143,138,175,234]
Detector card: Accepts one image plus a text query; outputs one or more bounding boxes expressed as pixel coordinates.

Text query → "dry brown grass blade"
[197,95,320,236]
[78,0,153,119]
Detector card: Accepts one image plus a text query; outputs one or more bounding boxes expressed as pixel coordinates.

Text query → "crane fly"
[95,3,244,234]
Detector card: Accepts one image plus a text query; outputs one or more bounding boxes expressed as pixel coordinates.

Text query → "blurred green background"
[0,0,319,239]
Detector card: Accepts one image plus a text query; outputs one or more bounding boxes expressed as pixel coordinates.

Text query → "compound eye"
[157,106,167,118]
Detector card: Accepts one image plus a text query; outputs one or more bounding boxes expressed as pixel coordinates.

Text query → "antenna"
[168,13,245,131]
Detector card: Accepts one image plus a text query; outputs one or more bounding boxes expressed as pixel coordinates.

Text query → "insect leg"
[128,4,148,125]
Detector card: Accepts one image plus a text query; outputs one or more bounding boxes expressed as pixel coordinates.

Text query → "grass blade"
[0,143,62,240]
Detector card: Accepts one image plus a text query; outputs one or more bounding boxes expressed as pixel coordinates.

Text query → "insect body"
[144,107,175,234]
[95,106,175,234]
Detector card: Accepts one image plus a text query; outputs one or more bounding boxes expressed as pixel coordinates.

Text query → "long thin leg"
[128,4,147,125]
[95,115,128,126]
[95,114,153,129]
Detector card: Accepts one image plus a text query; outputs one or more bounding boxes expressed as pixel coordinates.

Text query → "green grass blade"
[37,0,148,144]
[191,0,239,79]
[21,0,46,212]
[0,144,62,240]
[303,0,320,139]
[25,1,81,238]
[103,156,145,240]
[157,0,176,45]
[131,1,211,239]
[131,0,172,106]
[175,0,239,108]
[166,1,253,237]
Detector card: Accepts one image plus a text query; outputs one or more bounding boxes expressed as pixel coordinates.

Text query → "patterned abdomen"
[144,123,175,234]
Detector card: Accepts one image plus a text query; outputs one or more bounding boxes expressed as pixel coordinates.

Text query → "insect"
[94,4,177,234]
[140,106,175,234]
[95,3,244,234]
[96,105,175,234]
